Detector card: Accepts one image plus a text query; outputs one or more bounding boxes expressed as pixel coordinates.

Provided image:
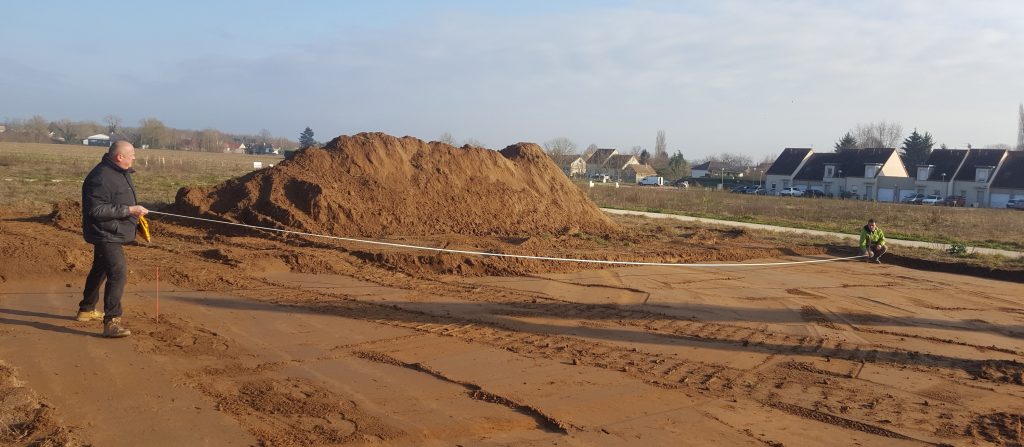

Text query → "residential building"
[623,164,658,183]
[549,154,586,177]
[601,154,640,180]
[911,149,969,197]
[951,149,1008,207]
[691,160,746,179]
[584,148,617,176]
[764,148,813,194]
[788,148,908,199]
[82,134,111,147]
[985,150,1023,208]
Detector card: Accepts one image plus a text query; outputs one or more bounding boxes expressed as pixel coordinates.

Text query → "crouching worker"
[78,140,149,338]
[859,218,887,264]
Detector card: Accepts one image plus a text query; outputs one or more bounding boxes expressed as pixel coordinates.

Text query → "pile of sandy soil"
[0,361,83,446]
[173,132,618,238]
[0,202,90,283]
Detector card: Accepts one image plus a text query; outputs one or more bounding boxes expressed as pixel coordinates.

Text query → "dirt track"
[2,207,1023,446]
[3,133,1023,446]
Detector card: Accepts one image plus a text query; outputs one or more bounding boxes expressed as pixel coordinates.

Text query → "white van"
[639,176,664,186]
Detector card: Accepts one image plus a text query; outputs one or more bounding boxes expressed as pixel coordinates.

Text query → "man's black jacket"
[81,154,139,244]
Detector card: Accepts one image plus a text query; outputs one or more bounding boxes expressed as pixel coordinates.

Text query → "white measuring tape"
[147,210,866,267]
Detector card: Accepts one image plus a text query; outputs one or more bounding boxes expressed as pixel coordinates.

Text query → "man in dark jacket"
[79,140,148,338]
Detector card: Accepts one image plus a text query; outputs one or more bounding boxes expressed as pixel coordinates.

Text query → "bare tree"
[851,121,903,148]
[138,118,169,149]
[22,116,51,143]
[982,143,1012,149]
[51,119,79,144]
[258,128,273,143]
[1017,103,1023,150]
[583,144,599,159]
[196,128,224,152]
[543,137,577,157]
[439,132,456,146]
[628,145,644,156]
[655,130,667,158]
[103,115,122,135]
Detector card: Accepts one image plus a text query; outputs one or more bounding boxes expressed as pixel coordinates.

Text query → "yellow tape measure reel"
[137,215,151,242]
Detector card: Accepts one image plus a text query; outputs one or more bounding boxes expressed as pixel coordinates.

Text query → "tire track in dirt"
[94,218,1023,445]
[352,350,574,434]
[255,293,984,443]
[127,312,404,446]
[763,399,916,441]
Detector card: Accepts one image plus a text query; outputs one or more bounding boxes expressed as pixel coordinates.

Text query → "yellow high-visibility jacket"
[859,225,886,248]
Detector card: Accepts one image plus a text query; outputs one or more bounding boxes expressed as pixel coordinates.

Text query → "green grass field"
[583,182,1024,251]
[0,142,282,213]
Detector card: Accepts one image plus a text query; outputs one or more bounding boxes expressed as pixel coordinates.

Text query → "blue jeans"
[79,242,127,321]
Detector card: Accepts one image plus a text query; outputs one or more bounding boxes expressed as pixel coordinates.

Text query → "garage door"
[990,193,1010,208]
[877,188,895,202]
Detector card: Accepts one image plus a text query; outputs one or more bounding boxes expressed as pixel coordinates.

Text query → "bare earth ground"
[2,208,1023,446]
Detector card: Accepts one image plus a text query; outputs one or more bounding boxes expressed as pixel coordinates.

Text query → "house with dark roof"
[584,148,616,175]
[604,154,639,171]
[787,148,908,199]
[692,160,747,179]
[911,149,969,197]
[950,149,1008,207]
[549,154,586,177]
[582,148,641,180]
[986,150,1023,208]
[764,148,812,194]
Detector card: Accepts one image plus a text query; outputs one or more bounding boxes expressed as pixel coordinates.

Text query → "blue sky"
[3,0,1023,159]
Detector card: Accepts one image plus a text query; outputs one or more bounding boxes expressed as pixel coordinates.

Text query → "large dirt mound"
[173,132,618,238]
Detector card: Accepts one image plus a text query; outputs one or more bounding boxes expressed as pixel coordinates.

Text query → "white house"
[82,134,111,146]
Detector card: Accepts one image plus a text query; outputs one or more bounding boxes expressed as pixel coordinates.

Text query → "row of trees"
[834,122,937,169]
[1,114,298,153]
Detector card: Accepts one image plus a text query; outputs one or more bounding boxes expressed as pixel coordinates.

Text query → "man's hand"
[128,205,149,217]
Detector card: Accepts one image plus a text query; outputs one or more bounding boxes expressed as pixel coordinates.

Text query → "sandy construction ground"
[2,208,1023,447]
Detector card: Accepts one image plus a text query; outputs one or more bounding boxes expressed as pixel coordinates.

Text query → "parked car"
[921,195,944,205]
[1007,199,1024,210]
[590,173,610,183]
[943,195,966,207]
[729,185,749,193]
[803,189,826,198]
[778,187,804,197]
[639,176,664,186]
[747,186,767,195]
[901,193,926,204]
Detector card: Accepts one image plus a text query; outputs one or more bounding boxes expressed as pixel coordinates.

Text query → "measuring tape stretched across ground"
[147,210,867,267]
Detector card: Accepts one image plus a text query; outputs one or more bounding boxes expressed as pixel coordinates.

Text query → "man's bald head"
[108,140,134,157]
[108,140,136,169]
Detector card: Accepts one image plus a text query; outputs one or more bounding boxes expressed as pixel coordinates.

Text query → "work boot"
[75,309,104,322]
[103,317,131,338]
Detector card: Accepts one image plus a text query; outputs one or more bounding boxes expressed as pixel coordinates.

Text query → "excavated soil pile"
[174,132,618,238]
